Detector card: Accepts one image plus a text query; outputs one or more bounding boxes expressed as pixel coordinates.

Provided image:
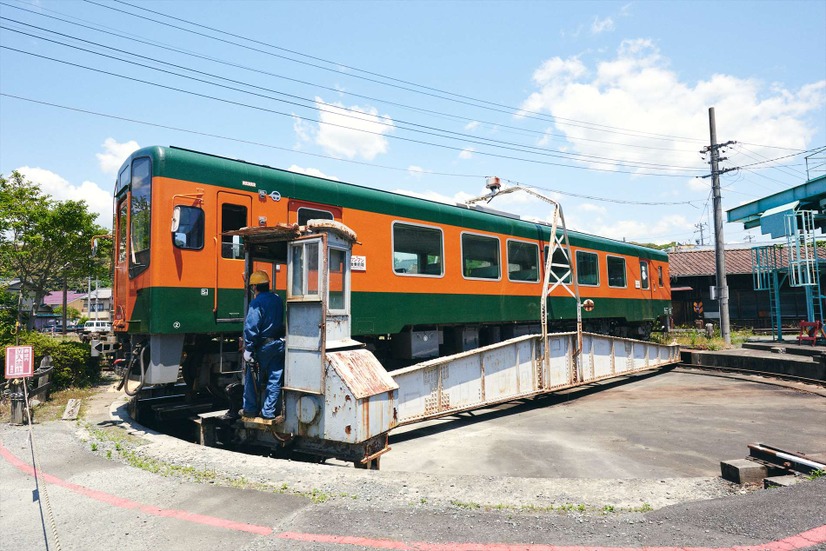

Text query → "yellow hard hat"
[249,270,270,285]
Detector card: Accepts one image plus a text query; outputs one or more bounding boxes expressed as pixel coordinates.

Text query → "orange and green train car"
[112,146,671,392]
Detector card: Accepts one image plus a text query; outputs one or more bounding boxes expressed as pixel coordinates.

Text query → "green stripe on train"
[128,287,669,336]
[123,146,667,261]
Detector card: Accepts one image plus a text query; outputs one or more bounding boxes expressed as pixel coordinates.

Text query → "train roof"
[119,145,668,261]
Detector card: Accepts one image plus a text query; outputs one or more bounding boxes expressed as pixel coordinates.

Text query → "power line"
[2,92,712,209]
[0,41,707,178]
[0,21,707,173]
[1,0,711,154]
[84,0,714,144]
[500,179,700,206]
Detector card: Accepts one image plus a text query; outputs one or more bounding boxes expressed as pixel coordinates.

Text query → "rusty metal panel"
[589,335,616,379]
[484,337,537,402]
[322,349,399,443]
[546,333,574,388]
[285,302,324,394]
[327,349,398,399]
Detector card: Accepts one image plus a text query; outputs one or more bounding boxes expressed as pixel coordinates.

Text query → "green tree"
[53,305,81,321]
[0,171,111,329]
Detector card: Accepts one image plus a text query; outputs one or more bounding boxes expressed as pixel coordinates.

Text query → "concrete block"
[764,475,802,489]
[720,459,767,484]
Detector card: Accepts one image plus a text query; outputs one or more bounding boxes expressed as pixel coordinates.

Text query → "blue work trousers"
[242,339,285,418]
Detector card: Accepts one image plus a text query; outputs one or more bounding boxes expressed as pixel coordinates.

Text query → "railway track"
[678,362,826,394]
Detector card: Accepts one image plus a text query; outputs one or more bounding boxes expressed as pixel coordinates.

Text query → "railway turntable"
[133,219,675,468]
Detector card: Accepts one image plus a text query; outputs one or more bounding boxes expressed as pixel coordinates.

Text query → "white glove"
[243,350,253,362]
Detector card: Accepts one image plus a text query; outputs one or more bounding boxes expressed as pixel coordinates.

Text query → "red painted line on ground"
[276,525,826,551]
[3,440,824,550]
[0,441,272,536]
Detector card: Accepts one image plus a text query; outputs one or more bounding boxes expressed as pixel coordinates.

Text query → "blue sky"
[1,0,824,246]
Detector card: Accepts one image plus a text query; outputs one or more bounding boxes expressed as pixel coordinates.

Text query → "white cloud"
[16,166,112,228]
[519,40,826,177]
[591,16,615,34]
[292,115,312,147]
[578,202,607,214]
[459,147,475,160]
[569,212,694,244]
[303,97,394,160]
[464,121,480,131]
[286,165,338,180]
[407,165,426,177]
[688,176,709,193]
[96,138,139,176]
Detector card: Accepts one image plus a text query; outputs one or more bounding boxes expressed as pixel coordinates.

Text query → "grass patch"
[448,500,653,515]
[806,469,825,481]
[651,327,754,350]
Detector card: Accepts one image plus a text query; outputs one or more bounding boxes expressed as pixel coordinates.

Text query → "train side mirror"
[171,206,182,233]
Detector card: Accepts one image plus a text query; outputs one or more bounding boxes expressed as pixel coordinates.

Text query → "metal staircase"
[751,210,825,341]
[785,210,824,324]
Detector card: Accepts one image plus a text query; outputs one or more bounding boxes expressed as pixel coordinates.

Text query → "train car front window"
[576,251,599,286]
[129,157,151,278]
[117,164,130,195]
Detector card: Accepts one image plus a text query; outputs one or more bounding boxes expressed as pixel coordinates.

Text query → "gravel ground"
[84,388,745,514]
[3,379,824,551]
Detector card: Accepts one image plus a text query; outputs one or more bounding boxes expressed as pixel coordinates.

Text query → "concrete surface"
[382,369,826,478]
[1,367,825,551]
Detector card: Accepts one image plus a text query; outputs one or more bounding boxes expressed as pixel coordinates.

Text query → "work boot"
[219,408,240,421]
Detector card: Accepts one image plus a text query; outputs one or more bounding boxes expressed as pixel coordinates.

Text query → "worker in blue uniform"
[241,270,285,419]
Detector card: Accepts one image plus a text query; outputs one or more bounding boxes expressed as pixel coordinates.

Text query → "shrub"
[1,331,99,391]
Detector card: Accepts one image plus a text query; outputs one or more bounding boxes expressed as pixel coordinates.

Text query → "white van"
[83,320,112,334]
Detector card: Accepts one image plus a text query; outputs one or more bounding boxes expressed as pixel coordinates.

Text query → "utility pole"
[701,107,736,346]
[694,222,707,245]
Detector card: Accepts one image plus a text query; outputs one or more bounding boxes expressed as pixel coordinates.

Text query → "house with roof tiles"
[668,246,813,328]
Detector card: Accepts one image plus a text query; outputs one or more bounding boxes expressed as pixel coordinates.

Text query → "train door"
[215,192,252,322]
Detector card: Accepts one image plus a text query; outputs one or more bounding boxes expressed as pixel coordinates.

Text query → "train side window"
[221,204,247,259]
[392,222,443,276]
[117,164,130,195]
[657,265,664,287]
[544,246,573,284]
[117,199,127,264]
[507,240,539,282]
[297,207,334,225]
[171,206,205,250]
[640,260,650,289]
[576,251,599,286]
[607,255,626,288]
[129,157,152,278]
[462,233,500,280]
